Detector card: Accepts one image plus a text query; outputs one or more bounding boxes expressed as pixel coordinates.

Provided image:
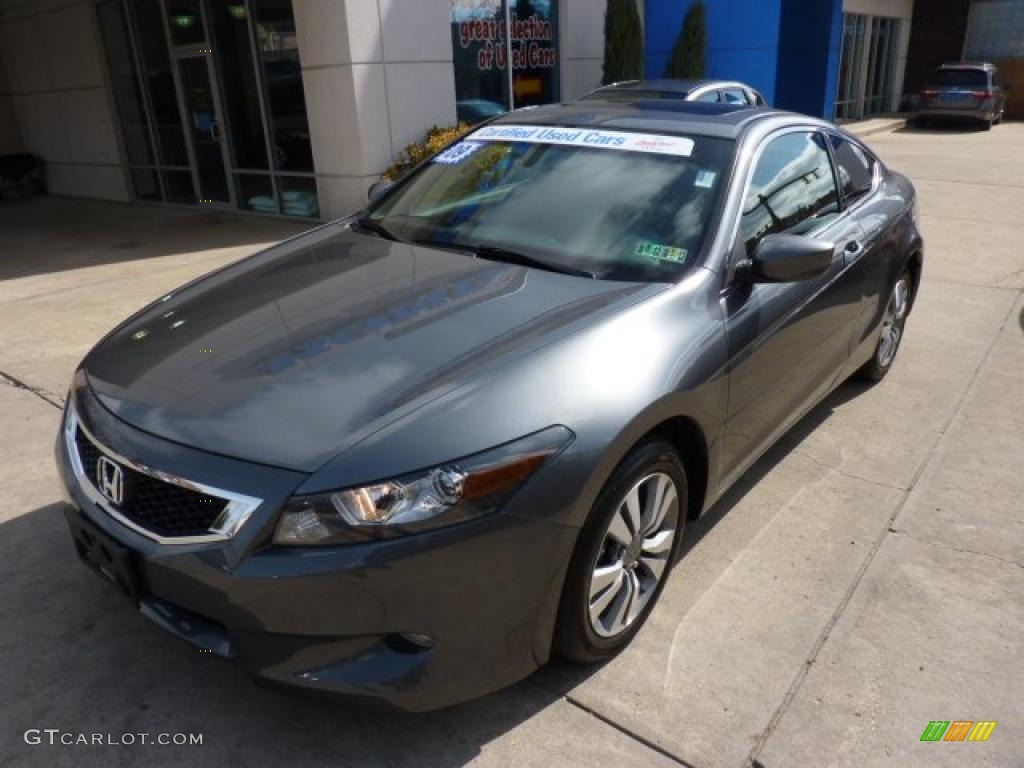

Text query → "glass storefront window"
[130,168,162,201]
[100,0,319,218]
[97,0,154,165]
[509,0,559,108]
[165,0,208,46]
[235,173,276,213]
[162,170,197,204]
[278,176,319,218]
[136,0,190,166]
[450,0,559,123]
[451,0,510,122]
[211,0,270,169]
[251,0,313,173]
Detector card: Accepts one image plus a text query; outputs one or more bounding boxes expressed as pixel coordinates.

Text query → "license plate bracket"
[65,507,143,601]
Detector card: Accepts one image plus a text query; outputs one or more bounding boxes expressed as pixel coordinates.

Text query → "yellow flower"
[384,123,474,180]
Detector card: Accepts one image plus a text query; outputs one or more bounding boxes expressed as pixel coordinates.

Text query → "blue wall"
[644,0,843,118]
[773,0,844,118]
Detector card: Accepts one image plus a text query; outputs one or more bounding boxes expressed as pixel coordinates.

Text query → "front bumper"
[57,384,579,711]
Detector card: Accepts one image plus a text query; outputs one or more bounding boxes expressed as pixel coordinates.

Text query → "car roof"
[588,78,757,97]
[490,100,792,140]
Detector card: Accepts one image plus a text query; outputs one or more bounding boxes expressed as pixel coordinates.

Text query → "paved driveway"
[1,126,1022,768]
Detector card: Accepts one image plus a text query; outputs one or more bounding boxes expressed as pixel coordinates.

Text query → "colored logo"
[920,721,996,742]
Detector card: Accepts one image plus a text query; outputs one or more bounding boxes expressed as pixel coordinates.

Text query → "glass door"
[175,53,232,205]
[836,14,868,120]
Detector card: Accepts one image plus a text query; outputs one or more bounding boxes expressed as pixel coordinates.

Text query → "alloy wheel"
[588,472,679,638]
[877,276,910,368]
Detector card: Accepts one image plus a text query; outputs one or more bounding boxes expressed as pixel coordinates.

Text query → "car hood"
[84,225,657,472]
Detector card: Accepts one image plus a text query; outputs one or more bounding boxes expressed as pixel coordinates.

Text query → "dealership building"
[0,0,1020,220]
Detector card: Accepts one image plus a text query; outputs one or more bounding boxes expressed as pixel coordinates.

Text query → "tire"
[980,117,992,131]
[554,438,687,664]
[856,269,912,383]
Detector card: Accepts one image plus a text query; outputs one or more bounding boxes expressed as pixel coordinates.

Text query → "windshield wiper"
[472,245,597,279]
[350,217,403,243]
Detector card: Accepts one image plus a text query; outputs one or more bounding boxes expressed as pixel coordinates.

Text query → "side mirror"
[367,178,394,202]
[744,233,834,283]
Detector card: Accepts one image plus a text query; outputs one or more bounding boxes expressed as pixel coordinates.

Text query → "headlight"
[273,426,573,546]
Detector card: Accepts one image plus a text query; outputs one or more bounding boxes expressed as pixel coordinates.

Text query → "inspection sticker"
[433,140,484,165]
[694,169,717,188]
[470,125,694,157]
[635,241,688,263]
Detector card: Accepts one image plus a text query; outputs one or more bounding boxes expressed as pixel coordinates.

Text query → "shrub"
[665,1,706,80]
[602,0,643,85]
[383,123,473,180]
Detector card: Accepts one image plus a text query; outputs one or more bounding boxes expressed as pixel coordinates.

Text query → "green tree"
[602,0,643,85]
[665,1,706,79]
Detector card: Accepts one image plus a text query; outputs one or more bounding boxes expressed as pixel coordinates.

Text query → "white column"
[295,0,456,220]
[561,0,605,100]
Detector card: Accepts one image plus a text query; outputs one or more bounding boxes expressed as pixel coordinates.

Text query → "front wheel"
[554,438,686,664]
[856,269,912,382]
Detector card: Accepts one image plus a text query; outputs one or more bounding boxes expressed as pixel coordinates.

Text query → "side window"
[741,132,839,255]
[722,88,748,105]
[828,134,875,203]
[695,90,720,102]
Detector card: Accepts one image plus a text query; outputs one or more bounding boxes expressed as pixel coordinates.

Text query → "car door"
[717,130,865,489]
[826,131,888,354]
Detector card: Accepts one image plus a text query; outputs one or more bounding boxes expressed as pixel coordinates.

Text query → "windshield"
[930,69,988,88]
[364,126,734,282]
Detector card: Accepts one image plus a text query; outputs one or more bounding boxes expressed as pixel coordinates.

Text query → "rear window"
[930,69,988,88]
[829,135,876,203]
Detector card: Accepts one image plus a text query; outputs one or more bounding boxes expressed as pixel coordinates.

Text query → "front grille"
[74,427,228,538]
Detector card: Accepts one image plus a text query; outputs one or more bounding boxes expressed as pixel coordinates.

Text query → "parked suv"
[916,62,1008,130]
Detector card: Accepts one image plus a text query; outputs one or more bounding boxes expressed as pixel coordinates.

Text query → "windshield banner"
[470,124,695,157]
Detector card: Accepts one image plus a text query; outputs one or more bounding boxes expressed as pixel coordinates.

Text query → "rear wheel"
[857,269,912,382]
[980,116,993,131]
[554,438,686,663]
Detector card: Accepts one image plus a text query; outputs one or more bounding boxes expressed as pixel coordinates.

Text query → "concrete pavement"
[1,125,1021,767]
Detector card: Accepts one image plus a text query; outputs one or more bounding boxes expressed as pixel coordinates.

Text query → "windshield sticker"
[433,140,484,165]
[694,169,717,189]
[635,241,688,263]
[470,125,695,157]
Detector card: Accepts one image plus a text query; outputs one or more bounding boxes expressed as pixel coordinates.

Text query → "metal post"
[504,0,514,110]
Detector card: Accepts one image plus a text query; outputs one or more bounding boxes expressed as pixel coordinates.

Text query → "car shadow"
[0,378,873,767]
[895,123,987,135]
[0,197,309,282]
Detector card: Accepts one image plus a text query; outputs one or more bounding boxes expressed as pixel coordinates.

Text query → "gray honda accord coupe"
[57,98,922,711]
